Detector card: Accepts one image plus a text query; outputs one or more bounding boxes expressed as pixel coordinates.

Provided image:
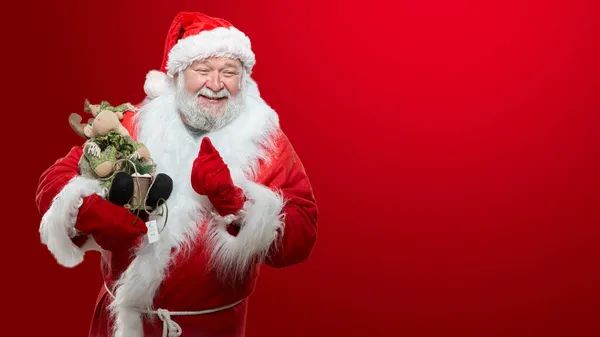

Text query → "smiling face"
[174,57,246,132]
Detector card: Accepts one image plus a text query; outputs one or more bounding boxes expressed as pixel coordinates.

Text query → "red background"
[4,0,600,336]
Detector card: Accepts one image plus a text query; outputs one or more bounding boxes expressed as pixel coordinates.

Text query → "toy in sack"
[68,99,173,221]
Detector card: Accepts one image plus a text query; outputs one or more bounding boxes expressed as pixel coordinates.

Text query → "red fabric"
[36,146,82,216]
[256,132,319,268]
[181,12,232,39]
[75,194,148,253]
[90,287,250,337]
[36,146,86,248]
[191,137,246,216]
[36,117,318,336]
[121,111,138,141]
[159,12,233,73]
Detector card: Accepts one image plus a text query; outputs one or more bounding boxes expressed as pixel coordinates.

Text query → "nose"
[205,72,223,92]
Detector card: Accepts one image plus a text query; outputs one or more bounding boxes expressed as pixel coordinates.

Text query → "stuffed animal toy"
[69,99,173,214]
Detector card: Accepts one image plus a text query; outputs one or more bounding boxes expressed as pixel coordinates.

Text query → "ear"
[90,105,101,117]
[83,99,91,113]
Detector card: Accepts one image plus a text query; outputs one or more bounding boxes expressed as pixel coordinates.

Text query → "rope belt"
[104,283,245,337]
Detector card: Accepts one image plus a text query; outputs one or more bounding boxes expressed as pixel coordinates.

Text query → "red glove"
[75,194,148,252]
[191,137,246,216]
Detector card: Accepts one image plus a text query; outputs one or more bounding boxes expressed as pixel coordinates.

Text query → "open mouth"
[199,95,227,101]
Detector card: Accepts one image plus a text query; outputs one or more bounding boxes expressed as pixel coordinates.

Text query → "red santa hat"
[144,12,256,99]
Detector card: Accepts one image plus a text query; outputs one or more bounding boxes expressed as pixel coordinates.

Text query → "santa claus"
[36,12,318,337]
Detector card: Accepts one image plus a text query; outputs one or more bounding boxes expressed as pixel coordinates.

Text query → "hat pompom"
[144,70,173,99]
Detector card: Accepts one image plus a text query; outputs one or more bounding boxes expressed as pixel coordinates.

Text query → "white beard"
[175,73,245,132]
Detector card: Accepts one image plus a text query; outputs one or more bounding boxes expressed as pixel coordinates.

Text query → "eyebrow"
[223,62,241,69]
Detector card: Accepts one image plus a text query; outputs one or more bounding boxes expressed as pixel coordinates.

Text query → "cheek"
[224,78,241,95]
[184,75,204,93]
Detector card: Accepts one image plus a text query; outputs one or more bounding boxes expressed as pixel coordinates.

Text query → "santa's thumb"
[199,137,217,156]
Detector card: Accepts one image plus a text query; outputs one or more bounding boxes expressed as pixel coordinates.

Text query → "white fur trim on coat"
[166,26,255,76]
[39,176,104,267]
[208,179,285,279]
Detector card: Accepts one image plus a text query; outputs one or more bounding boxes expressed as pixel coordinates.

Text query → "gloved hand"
[75,194,148,252]
[191,137,246,216]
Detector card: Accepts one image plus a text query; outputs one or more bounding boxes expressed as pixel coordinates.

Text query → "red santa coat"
[36,81,318,337]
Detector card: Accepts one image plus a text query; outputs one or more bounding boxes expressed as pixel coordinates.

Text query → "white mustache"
[197,87,230,98]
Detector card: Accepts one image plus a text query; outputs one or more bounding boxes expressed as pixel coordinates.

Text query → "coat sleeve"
[208,131,318,275]
[36,146,104,268]
[259,133,319,268]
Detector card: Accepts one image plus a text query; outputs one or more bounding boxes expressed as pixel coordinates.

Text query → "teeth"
[200,95,222,100]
